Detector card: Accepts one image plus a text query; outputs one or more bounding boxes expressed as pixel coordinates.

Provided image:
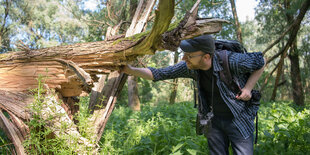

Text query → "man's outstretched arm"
[121,65,154,80]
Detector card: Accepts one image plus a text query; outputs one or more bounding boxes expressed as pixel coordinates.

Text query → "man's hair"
[180,35,215,55]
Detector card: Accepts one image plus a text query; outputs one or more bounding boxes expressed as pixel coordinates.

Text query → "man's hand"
[118,64,132,74]
[118,65,154,80]
[236,88,252,101]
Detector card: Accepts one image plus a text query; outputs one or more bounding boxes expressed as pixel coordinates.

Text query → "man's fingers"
[236,92,251,101]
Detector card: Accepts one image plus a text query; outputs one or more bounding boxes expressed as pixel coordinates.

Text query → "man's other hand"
[236,88,252,101]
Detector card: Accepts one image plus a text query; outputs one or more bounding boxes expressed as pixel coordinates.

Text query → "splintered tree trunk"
[0,0,228,153]
[88,18,125,111]
[126,0,155,111]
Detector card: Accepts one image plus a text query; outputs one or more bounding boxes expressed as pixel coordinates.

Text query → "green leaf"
[187,149,198,155]
[170,150,183,155]
[171,143,184,153]
[264,130,273,138]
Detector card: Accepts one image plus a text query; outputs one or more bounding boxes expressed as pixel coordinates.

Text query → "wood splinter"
[54,58,94,91]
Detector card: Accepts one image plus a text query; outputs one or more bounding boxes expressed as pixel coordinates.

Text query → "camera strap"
[210,75,214,113]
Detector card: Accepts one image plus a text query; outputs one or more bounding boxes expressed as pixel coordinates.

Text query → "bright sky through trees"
[84,0,258,22]
[236,0,258,22]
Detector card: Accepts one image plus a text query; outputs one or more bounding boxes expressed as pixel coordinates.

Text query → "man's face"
[182,51,211,70]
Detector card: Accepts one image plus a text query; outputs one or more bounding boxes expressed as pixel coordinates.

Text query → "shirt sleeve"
[148,61,197,82]
[229,52,265,75]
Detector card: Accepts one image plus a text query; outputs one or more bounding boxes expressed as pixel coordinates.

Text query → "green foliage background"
[0,0,310,153]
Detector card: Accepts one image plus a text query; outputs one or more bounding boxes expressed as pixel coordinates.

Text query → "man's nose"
[182,55,187,61]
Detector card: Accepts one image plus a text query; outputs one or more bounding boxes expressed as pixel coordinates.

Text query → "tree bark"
[229,0,242,44]
[0,20,226,97]
[128,76,140,110]
[270,51,287,101]
[0,110,25,155]
[285,0,307,106]
[289,40,304,106]
[88,10,123,114]
[169,51,179,104]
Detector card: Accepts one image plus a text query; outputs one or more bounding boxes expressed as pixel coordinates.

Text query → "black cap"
[180,35,215,54]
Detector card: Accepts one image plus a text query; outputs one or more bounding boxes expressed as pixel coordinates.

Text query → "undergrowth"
[256,101,310,155]
[23,76,96,154]
[99,101,310,155]
[99,101,208,155]
[1,82,309,155]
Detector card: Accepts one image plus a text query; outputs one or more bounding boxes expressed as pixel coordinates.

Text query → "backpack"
[215,40,261,144]
[214,40,261,104]
[215,39,248,54]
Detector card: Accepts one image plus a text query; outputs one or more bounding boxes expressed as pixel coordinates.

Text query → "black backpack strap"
[216,50,241,94]
[217,50,260,144]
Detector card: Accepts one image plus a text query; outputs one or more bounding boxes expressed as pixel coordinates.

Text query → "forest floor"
[0,99,309,154]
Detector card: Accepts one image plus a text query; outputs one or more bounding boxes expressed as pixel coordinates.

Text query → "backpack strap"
[216,50,241,94]
[217,50,260,144]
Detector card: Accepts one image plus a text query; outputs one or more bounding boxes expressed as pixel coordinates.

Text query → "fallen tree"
[0,0,228,153]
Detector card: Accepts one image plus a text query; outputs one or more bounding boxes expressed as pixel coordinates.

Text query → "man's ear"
[204,53,211,60]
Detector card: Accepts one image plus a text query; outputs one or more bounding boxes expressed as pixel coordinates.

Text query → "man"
[121,35,265,155]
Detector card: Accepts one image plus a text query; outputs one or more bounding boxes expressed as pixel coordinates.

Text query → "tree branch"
[266,0,310,64]
[262,18,298,55]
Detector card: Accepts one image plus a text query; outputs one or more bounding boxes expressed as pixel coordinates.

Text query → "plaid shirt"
[148,50,265,139]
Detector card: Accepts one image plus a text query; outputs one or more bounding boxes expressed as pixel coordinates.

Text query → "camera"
[196,111,214,135]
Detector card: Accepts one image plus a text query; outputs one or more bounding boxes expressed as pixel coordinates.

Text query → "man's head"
[180,35,215,70]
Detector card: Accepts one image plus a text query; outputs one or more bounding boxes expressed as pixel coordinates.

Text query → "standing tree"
[169,50,180,104]
[257,0,309,105]
[229,0,243,43]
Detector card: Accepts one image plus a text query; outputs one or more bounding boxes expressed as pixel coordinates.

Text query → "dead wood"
[0,90,31,120]
[7,111,29,140]
[0,17,227,96]
[126,0,155,111]
[0,110,25,155]
[38,89,98,153]
[89,74,108,113]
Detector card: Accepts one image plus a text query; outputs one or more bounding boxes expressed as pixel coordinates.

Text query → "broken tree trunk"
[0,110,25,155]
[126,0,155,111]
[0,0,228,153]
[0,20,227,97]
